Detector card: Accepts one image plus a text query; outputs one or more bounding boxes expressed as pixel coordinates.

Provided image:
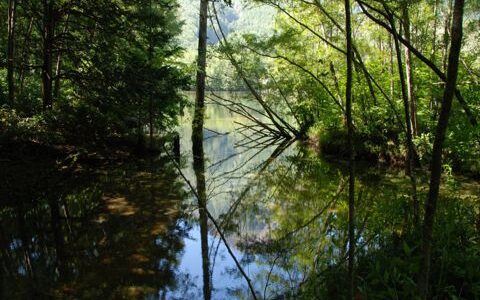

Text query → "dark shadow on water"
[0,155,191,299]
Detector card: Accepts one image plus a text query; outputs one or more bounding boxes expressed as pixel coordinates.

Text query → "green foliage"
[0,107,61,143]
[218,144,480,299]
[1,0,188,147]
[178,0,275,91]
[220,0,480,174]
[293,171,480,299]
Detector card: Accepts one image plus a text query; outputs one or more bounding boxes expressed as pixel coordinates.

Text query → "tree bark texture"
[418,0,464,298]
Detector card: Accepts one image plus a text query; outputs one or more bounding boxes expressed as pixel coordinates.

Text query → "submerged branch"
[161,144,260,300]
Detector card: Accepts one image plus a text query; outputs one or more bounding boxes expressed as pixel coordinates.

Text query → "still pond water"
[1,94,479,299]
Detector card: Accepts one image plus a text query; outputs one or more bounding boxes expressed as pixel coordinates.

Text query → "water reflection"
[192,102,212,299]
[1,93,479,299]
[176,93,479,299]
[0,159,190,299]
[178,94,303,299]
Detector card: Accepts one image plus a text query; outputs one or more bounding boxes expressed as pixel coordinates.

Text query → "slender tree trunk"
[53,14,70,100]
[438,0,453,121]
[389,35,394,101]
[442,0,453,74]
[42,0,54,110]
[330,62,344,108]
[149,97,154,149]
[358,0,476,127]
[418,0,464,298]
[53,55,63,99]
[403,4,418,136]
[345,0,355,298]
[311,1,378,107]
[199,195,211,300]
[50,199,67,278]
[193,2,210,296]
[193,0,209,134]
[0,86,4,105]
[387,10,419,225]
[18,17,34,98]
[430,0,440,114]
[136,103,145,153]
[7,0,17,106]
[148,0,154,149]
[431,0,439,65]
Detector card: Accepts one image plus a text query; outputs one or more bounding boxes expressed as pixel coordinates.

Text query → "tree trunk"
[18,17,34,98]
[430,0,440,115]
[0,86,5,105]
[7,0,17,106]
[193,0,209,134]
[387,10,419,224]
[358,0,477,127]
[136,106,145,154]
[403,4,418,136]
[50,199,67,278]
[42,0,55,110]
[148,0,154,149]
[345,0,355,298]
[53,14,70,100]
[389,35,394,101]
[418,0,464,298]
[442,0,453,74]
[193,2,210,295]
[330,62,344,108]
[192,117,211,300]
[53,55,63,100]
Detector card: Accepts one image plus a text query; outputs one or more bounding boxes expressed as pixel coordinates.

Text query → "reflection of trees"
[216,150,383,295]
[212,149,347,297]
[190,101,275,299]
[178,100,299,298]
[185,103,439,299]
[181,102,480,298]
[204,139,296,299]
[223,147,480,299]
[0,159,189,299]
[192,107,212,300]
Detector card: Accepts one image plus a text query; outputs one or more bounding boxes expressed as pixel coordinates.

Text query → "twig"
[161,144,259,300]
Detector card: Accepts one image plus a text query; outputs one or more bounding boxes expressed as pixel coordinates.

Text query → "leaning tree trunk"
[418,0,465,298]
[387,9,420,225]
[358,0,476,127]
[345,0,355,299]
[403,4,418,137]
[7,0,17,106]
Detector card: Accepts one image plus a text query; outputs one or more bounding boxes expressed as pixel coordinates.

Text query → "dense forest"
[0,0,187,149]
[1,0,479,299]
